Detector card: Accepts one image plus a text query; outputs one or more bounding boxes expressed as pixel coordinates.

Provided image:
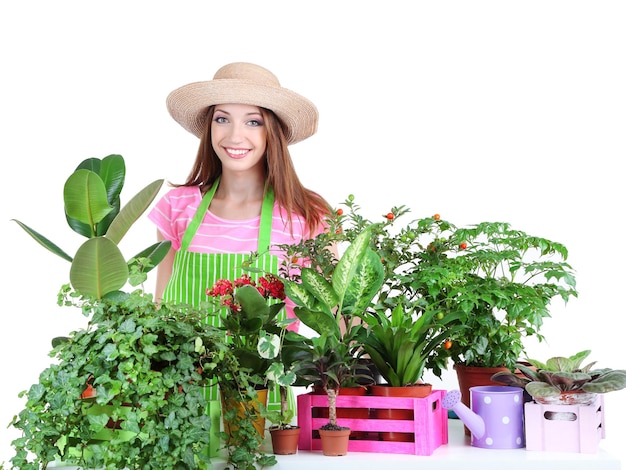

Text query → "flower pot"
[370,383,433,441]
[312,385,369,439]
[533,390,598,406]
[269,426,301,455]
[80,382,96,399]
[318,427,351,456]
[221,388,268,445]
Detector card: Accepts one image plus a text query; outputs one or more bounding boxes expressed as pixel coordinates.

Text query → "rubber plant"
[7,154,247,469]
[12,154,170,299]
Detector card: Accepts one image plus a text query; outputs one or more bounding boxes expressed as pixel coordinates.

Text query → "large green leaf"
[106,179,164,244]
[284,279,316,309]
[300,268,338,314]
[64,169,113,230]
[70,237,129,298]
[583,371,626,393]
[11,219,73,262]
[342,248,384,313]
[235,284,269,324]
[74,155,125,236]
[99,154,125,205]
[293,307,340,337]
[76,157,101,173]
[332,228,372,308]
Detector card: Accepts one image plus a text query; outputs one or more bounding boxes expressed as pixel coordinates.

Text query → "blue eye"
[215,116,228,123]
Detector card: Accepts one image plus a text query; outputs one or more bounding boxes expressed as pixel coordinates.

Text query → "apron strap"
[180,177,274,253]
[180,178,220,252]
[258,186,274,253]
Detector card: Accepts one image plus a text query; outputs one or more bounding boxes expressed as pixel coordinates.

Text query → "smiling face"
[211,103,268,174]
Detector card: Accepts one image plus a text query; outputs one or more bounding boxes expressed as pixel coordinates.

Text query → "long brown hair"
[175,105,331,236]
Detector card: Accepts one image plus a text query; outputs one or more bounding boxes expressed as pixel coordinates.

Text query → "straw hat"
[166,62,318,144]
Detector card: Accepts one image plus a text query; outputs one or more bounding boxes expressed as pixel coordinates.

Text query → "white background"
[1,0,624,466]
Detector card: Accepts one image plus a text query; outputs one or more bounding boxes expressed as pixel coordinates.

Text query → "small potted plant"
[261,360,300,455]
[258,322,303,455]
[491,349,626,405]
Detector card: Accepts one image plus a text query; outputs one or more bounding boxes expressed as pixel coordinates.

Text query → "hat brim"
[166,80,318,144]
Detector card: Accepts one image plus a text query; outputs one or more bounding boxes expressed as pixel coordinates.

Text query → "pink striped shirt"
[148,185,314,256]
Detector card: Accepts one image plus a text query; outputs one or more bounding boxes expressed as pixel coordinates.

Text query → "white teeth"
[227,149,248,155]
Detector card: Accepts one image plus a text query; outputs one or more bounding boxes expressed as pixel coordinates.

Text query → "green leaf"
[70,237,129,298]
[235,284,270,323]
[106,179,164,244]
[294,307,340,337]
[284,279,317,309]
[300,267,338,314]
[583,370,626,393]
[78,155,125,236]
[98,154,125,205]
[64,169,114,229]
[257,331,281,359]
[526,381,560,397]
[343,247,385,314]
[332,227,372,307]
[11,219,73,262]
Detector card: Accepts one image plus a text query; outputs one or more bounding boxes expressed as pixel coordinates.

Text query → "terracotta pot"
[312,386,369,439]
[80,382,96,399]
[370,383,433,441]
[319,428,351,456]
[269,426,300,455]
[221,388,268,445]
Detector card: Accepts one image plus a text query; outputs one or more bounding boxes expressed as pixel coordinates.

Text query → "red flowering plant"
[204,273,292,468]
[206,273,292,384]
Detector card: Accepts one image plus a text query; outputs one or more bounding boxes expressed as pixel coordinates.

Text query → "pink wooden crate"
[297,389,447,455]
[524,395,605,453]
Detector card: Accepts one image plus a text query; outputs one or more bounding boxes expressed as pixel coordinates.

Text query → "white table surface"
[47,419,622,469]
[212,419,622,470]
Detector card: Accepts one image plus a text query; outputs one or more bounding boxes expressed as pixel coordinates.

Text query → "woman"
[149,62,333,406]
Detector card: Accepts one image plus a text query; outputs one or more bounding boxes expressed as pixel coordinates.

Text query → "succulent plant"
[491,350,626,399]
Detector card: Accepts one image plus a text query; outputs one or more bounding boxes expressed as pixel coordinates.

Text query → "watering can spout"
[442,390,485,439]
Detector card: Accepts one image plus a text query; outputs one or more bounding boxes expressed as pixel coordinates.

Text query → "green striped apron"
[162,179,287,411]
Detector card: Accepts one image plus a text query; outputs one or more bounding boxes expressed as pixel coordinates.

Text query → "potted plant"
[7,154,237,469]
[259,326,301,455]
[261,360,300,455]
[204,273,290,465]
[278,226,381,455]
[335,197,578,370]
[491,349,626,405]
[325,197,578,420]
[9,288,228,470]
